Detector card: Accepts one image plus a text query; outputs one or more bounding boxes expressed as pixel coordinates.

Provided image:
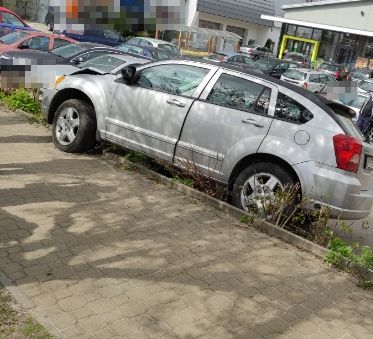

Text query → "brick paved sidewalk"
[0,108,372,338]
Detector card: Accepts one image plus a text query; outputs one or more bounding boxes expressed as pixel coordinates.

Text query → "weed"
[126,151,149,165]
[356,280,373,289]
[172,175,194,187]
[22,316,54,339]
[3,89,41,115]
[239,215,256,225]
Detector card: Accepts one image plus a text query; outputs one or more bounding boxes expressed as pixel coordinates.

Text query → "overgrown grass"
[2,89,41,114]
[0,288,53,339]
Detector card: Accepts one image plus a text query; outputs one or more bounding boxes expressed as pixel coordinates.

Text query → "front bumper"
[294,162,373,220]
[40,88,56,122]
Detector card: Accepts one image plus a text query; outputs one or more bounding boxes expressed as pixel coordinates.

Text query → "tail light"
[333,134,362,173]
[336,71,341,79]
[303,82,308,89]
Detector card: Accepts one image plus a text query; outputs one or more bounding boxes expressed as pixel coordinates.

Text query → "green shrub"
[3,89,41,114]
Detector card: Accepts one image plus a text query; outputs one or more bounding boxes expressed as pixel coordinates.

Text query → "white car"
[125,37,181,57]
[358,79,373,94]
[339,93,370,122]
[281,68,337,94]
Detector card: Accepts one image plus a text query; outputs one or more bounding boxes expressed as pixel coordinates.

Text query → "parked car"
[248,58,299,79]
[44,5,54,31]
[125,37,182,57]
[0,31,75,53]
[62,29,126,46]
[318,62,348,81]
[203,52,255,69]
[283,52,311,69]
[281,68,337,94]
[339,93,369,122]
[347,68,373,81]
[41,60,373,220]
[240,45,272,59]
[0,6,35,37]
[0,42,127,68]
[115,44,169,61]
[358,79,373,94]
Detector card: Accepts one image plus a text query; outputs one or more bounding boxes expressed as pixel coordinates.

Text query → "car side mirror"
[121,65,137,85]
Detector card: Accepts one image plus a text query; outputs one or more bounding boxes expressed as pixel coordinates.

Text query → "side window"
[206,73,271,115]
[135,64,210,96]
[243,56,253,65]
[309,74,319,83]
[54,38,71,49]
[2,12,25,26]
[21,37,50,51]
[275,92,313,124]
[138,39,151,47]
[128,38,140,45]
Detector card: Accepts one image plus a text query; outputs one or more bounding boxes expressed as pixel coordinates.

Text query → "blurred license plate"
[366,156,373,170]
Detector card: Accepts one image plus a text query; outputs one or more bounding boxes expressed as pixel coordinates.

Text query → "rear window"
[79,55,124,73]
[283,69,306,80]
[351,69,370,79]
[319,64,339,72]
[253,58,277,71]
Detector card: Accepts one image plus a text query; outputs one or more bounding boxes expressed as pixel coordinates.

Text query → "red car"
[0,31,76,53]
[0,6,35,37]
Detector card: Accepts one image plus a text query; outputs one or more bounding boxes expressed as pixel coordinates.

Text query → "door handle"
[241,118,264,128]
[166,99,186,107]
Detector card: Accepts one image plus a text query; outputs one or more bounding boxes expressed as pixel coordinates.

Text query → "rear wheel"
[52,99,96,153]
[232,162,298,213]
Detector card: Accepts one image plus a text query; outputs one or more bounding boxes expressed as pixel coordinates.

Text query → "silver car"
[41,59,373,220]
[281,68,337,94]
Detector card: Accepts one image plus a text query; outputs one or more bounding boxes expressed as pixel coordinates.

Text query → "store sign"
[356,57,369,69]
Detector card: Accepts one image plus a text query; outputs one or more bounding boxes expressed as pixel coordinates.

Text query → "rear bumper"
[294,162,373,220]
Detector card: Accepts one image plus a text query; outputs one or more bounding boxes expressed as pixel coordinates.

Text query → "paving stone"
[1,108,373,338]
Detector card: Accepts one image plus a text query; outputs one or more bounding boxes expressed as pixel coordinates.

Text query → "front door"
[175,69,278,181]
[107,62,217,161]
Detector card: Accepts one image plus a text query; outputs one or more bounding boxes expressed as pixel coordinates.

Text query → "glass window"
[274,62,289,71]
[78,55,124,73]
[135,64,209,96]
[51,44,89,57]
[252,58,277,71]
[138,39,151,46]
[158,44,179,57]
[75,51,107,63]
[104,30,120,40]
[359,80,373,92]
[53,38,71,49]
[21,37,50,51]
[1,12,25,26]
[286,24,296,36]
[327,75,337,84]
[312,29,322,41]
[296,26,313,39]
[242,56,254,65]
[0,31,28,44]
[284,69,307,81]
[152,49,170,60]
[318,74,329,83]
[309,74,319,83]
[206,74,271,115]
[275,93,313,124]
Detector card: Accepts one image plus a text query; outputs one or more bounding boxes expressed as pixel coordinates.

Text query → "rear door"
[175,69,277,180]
[107,62,217,161]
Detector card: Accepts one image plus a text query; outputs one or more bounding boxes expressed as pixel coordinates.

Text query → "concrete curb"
[103,150,373,281]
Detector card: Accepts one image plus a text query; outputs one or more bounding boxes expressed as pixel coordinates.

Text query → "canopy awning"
[261,15,373,38]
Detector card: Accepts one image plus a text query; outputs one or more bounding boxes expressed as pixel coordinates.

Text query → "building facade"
[262,0,373,68]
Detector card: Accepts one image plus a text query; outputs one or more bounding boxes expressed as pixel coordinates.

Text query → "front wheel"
[52,99,96,153]
[232,162,298,213]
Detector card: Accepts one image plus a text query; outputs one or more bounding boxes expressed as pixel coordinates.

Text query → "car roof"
[0,6,27,24]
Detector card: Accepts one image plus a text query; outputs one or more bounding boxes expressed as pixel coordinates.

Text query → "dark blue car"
[62,29,126,47]
[0,6,36,37]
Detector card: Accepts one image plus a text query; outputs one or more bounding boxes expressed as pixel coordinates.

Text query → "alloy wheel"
[55,107,80,146]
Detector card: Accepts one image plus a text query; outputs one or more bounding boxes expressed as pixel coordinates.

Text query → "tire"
[232,161,297,212]
[52,99,96,153]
